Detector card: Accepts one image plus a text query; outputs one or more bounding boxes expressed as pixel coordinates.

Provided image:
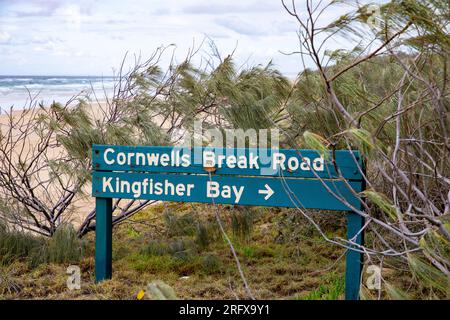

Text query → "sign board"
[92,144,365,300]
[93,171,362,210]
[92,145,362,179]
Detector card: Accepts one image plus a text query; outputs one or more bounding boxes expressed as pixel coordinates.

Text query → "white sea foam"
[0,76,115,109]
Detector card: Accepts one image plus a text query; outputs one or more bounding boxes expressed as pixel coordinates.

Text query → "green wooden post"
[95,197,112,282]
[345,211,365,300]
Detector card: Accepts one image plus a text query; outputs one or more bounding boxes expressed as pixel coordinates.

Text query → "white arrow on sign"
[258,184,274,200]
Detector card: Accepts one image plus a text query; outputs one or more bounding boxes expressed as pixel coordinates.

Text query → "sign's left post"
[95,197,112,282]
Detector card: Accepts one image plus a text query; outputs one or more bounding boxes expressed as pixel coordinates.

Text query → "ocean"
[0,75,115,109]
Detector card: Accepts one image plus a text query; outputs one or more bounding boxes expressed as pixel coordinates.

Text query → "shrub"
[0,223,83,268]
[300,275,345,300]
[195,221,219,249]
[28,224,84,267]
[169,239,196,260]
[0,266,22,295]
[141,240,169,256]
[130,254,174,273]
[201,254,222,274]
[0,223,43,266]
[141,238,197,261]
[163,211,196,237]
[231,208,254,242]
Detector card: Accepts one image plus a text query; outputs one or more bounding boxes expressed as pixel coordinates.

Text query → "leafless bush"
[279,0,449,291]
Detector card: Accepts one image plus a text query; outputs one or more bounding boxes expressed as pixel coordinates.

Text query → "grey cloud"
[30,36,63,44]
[103,18,134,25]
[110,34,125,41]
[204,31,230,40]
[215,16,296,37]
[4,0,61,17]
[0,34,62,46]
[272,20,297,34]
[215,16,267,36]
[181,1,280,15]
[152,7,171,15]
[5,0,92,18]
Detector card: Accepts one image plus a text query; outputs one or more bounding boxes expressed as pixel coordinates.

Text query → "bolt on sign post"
[92,145,366,300]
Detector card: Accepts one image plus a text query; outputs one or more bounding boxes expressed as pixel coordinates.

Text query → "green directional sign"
[92,171,362,211]
[91,144,366,300]
[92,145,363,180]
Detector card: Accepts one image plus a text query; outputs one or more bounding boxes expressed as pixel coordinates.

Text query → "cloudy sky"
[0,0,358,77]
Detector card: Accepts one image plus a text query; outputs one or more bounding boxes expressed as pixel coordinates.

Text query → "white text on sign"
[101,177,273,204]
[102,148,324,173]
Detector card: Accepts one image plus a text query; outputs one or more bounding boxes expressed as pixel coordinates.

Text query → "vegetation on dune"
[0,222,84,268]
[0,203,429,299]
[0,0,448,299]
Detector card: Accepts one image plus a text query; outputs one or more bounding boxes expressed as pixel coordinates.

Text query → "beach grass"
[0,203,432,300]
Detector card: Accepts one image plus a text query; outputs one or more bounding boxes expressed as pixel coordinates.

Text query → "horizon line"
[0,74,115,78]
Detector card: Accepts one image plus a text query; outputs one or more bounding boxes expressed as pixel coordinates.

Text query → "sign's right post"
[345,211,365,300]
[345,160,366,300]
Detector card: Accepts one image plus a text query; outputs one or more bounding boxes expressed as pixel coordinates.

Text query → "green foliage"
[407,254,450,296]
[0,227,42,266]
[28,225,84,267]
[231,208,254,243]
[141,238,197,259]
[299,274,345,300]
[303,131,330,159]
[195,221,218,249]
[201,254,222,274]
[142,240,169,256]
[385,282,411,300]
[345,128,378,158]
[130,254,175,273]
[169,239,197,262]
[195,223,210,249]
[125,225,140,239]
[130,251,201,275]
[386,0,449,53]
[239,245,276,260]
[0,266,22,295]
[419,230,450,268]
[363,190,398,221]
[163,210,197,237]
[220,62,291,130]
[48,225,83,262]
[0,223,83,268]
